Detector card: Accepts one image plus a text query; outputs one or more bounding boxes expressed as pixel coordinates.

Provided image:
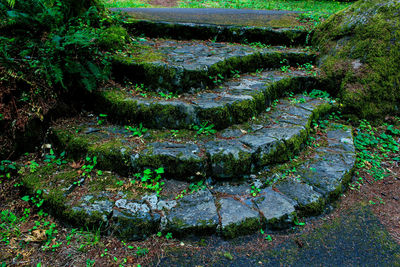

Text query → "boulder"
[313,0,400,120]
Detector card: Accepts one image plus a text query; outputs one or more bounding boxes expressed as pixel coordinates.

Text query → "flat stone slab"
[218,197,262,238]
[275,178,324,215]
[254,187,296,229]
[112,8,308,45]
[204,139,254,178]
[51,93,332,179]
[164,189,219,235]
[95,70,318,129]
[112,38,315,93]
[111,198,161,240]
[132,142,206,178]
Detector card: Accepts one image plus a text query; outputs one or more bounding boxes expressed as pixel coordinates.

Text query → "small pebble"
[393,196,399,201]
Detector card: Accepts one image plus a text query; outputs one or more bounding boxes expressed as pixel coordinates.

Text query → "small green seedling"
[125,123,148,137]
[97,114,107,125]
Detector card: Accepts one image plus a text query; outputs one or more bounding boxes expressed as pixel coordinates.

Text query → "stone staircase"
[22,12,356,240]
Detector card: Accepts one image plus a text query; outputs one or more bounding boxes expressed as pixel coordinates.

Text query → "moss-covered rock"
[313,0,400,120]
[98,25,129,50]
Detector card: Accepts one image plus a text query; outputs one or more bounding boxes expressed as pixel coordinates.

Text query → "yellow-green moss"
[313,0,400,121]
[221,217,262,239]
[98,25,129,50]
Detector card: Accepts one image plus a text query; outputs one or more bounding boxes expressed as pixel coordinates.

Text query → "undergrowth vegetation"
[105,0,352,24]
[0,0,129,158]
[1,0,114,92]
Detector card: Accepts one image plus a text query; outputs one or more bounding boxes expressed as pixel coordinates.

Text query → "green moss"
[313,0,400,121]
[98,25,129,50]
[88,139,132,175]
[114,43,164,63]
[50,128,97,159]
[222,217,262,239]
[266,212,296,230]
[21,164,109,230]
[137,148,206,179]
[210,150,253,179]
[297,197,326,217]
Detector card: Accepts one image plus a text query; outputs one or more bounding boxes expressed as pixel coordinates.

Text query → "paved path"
[110,8,302,27]
[156,205,400,266]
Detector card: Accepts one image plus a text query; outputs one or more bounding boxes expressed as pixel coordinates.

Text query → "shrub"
[0,0,114,92]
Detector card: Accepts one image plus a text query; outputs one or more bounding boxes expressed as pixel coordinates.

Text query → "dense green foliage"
[0,0,123,92]
[105,0,352,19]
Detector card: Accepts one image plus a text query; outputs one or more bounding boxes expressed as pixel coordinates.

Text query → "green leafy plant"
[280,59,291,73]
[27,161,40,173]
[305,89,332,101]
[159,91,177,100]
[81,156,97,178]
[260,229,272,241]
[209,73,224,85]
[230,69,241,78]
[132,167,165,196]
[250,184,261,197]
[248,42,271,49]
[170,129,179,137]
[297,62,316,76]
[176,180,206,199]
[135,246,149,257]
[0,160,17,181]
[192,121,217,136]
[97,114,107,125]
[352,120,397,188]
[125,123,148,137]
[21,189,44,208]
[44,150,67,166]
[293,217,305,226]
[165,232,173,240]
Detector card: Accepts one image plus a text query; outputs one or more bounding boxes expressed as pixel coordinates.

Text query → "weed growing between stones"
[132,167,165,196]
[97,114,108,125]
[125,123,148,137]
[191,121,217,136]
[175,180,206,199]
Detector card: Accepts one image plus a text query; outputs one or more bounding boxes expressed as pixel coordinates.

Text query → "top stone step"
[112,8,310,45]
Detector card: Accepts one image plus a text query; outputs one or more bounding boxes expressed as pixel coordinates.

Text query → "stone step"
[112,8,309,45]
[93,70,318,130]
[22,123,355,240]
[112,38,316,94]
[50,93,332,180]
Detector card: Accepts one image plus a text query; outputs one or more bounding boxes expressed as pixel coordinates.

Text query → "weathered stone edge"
[91,75,319,130]
[49,97,332,179]
[124,20,309,46]
[111,49,316,93]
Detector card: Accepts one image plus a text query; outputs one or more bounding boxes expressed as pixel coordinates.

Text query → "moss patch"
[313,0,400,121]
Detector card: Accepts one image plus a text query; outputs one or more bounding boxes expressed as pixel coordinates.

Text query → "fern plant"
[0,0,112,92]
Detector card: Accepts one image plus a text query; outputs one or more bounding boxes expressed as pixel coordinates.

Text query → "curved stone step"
[22,124,355,240]
[50,93,332,180]
[112,38,316,93]
[112,8,309,45]
[94,70,318,129]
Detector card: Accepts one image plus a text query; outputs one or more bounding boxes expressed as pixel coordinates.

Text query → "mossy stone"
[313,0,400,121]
[99,25,129,50]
